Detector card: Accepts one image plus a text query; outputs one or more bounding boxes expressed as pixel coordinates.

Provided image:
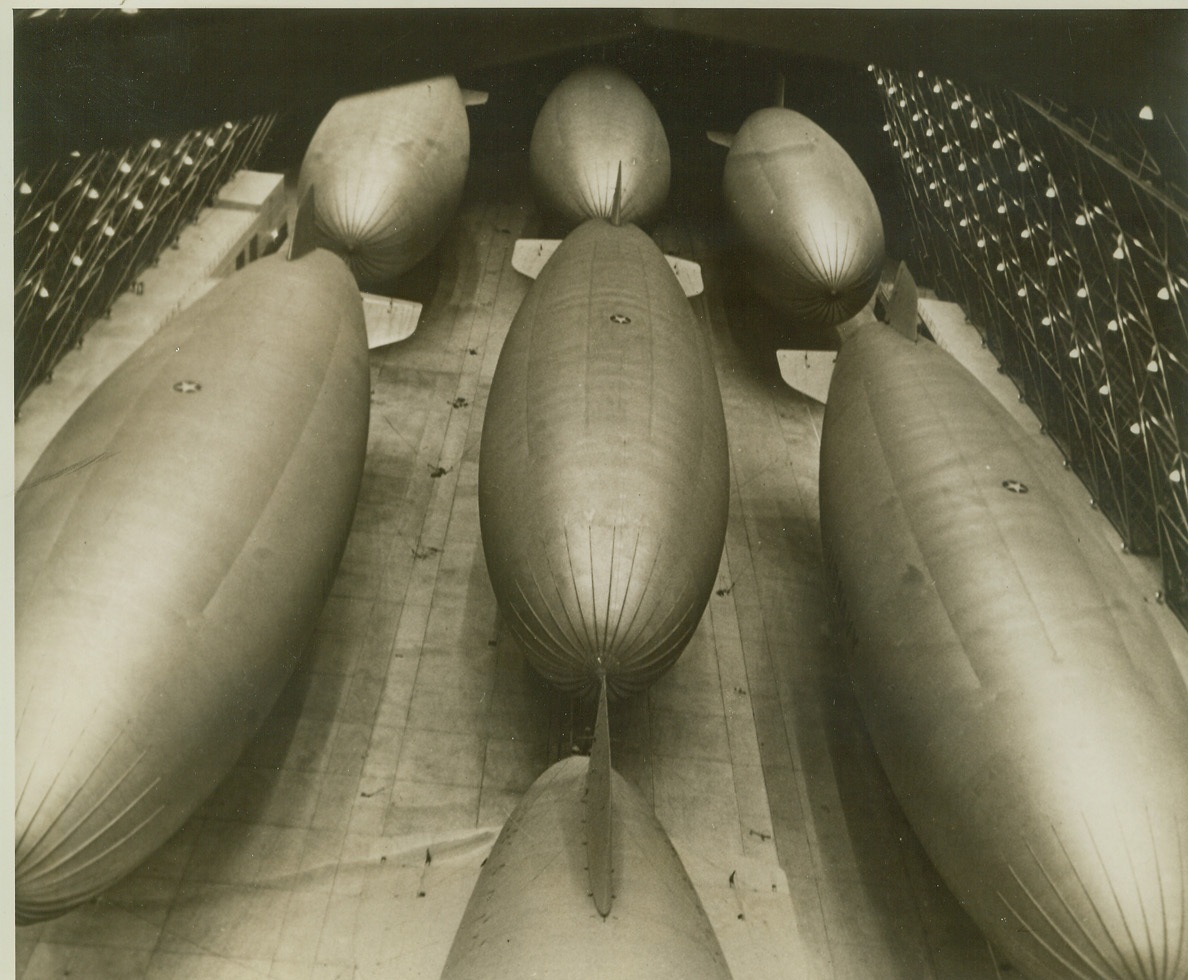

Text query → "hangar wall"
[875,67,1188,627]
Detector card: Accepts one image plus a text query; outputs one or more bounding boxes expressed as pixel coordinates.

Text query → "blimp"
[14,232,370,923]
[441,751,734,978]
[709,91,884,330]
[295,75,487,294]
[529,64,671,230]
[478,180,729,706]
[817,300,1188,979]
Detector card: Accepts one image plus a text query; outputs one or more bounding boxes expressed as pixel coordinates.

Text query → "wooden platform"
[15,165,1019,979]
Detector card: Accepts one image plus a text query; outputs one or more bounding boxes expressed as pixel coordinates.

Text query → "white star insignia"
[609,313,631,324]
[173,380,202,393]
[1002,479,1029,494]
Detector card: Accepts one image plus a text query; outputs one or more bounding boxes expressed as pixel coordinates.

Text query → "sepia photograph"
[11,6,1188,978]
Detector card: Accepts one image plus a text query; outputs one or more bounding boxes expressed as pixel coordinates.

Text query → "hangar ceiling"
[14,8,1188,167]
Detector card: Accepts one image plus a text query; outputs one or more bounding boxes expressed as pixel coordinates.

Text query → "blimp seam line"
[541,541,595,663]
[585,235,598,433]
[999,879,1107,980]
[21,766,162,882]
[592,526,605,653]
[1135,805,1166,980]
[606,528,641,655]
[993,402,1133,666]
[1082,809,1162,980]
[563,525,598,656]
[613,539,664,657]
[510,579,574,673]
[16,734,139,873]
[857,364,981,688]
[581,163,600,221]
[25,798,165,894]
[629,592,699,675]
[517,572,577,665]
[788,221,832,290]
[876,351,1055,685]
[522,568,581,661]
[16,701,110,861]
[30,266,333,620]
[198,314,344,618]
[1035,826,1144,980]
[1172,816,1187,980]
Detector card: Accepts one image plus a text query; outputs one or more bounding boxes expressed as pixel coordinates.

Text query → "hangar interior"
[12,9,1188,980]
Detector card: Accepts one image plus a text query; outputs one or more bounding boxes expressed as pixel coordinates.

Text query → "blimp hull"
[529,66,670,230]
[820,322,1188,980]
[296,75,471,292]
[441,756,733,980]
[723,108,884,328]
[15,250,371,924]
[479,219,729,699]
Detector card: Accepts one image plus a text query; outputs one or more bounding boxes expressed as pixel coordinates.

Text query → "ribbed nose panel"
[498,523,706,700]
[296,76,471,292]
[1002,804,1188,980]
[15,716,170,924]
[529,66,671,231]
[723,107,884,328]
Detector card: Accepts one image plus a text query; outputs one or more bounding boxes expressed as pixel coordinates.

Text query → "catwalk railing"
[874,66,1188,628]
[13,114,276,413]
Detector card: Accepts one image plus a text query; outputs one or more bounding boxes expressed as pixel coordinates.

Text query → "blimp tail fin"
[668,256,704,298]
[885,262,920,341]
[360,292,422,349]
[611,162,623,228]
[461,88,489,107]
[512,238,561,278]
[706,131,734,149]
[775,72,786,109]
[587,675,614,917]
[287,185,319,262]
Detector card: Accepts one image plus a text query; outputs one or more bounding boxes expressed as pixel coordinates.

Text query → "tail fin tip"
[611,162,623,227]
[587,675,613,916]
[287,185,319,262]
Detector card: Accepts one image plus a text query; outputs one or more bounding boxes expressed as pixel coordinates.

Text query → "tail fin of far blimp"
[586,675,613,917]
[611,162,623,228]
[359,292,422,349]
[287,185,320,262]
[884,261,920,342]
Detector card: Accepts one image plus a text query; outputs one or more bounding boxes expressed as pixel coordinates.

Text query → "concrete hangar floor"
[17,62,1153,980]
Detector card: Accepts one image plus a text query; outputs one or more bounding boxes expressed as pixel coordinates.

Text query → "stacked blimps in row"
[707,79,1188,980]
[14,75,484,924]
[14,58,1188,980]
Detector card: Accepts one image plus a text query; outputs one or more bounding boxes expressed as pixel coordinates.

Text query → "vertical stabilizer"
[287,185,319,262]
[587,676,613,916]
[775,72,786,109]
[886,261,920,341]
[611,162,623,228]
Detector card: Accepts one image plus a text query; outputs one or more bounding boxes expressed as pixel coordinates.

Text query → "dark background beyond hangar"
[13,6,1188,260]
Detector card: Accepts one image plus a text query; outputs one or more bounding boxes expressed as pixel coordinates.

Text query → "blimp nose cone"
[1008,817,1188,980]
